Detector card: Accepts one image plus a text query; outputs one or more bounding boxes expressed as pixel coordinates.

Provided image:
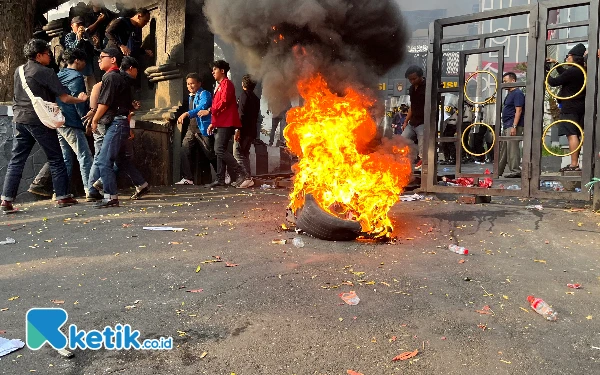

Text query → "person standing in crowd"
[498,72,525,178]
[269,103,291,147]
[85,1,113,78]
[202,60,245,188]
[1,39,88,212]
[90,49,149,208]
[85,1,112,49]
[55,49,95,197]
[392,104,408,135]
[546,43,586,172]
[175,73,215,185]
[402,65,426,171]
[105,8,152,59]
[234,74,260,189]
[63,16,96,94]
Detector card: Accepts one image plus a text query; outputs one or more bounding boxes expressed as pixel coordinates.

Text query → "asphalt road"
[1,187,599,374]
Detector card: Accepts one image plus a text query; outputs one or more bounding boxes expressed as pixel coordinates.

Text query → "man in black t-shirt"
[1,39,88,212]
[89,49,148,208]
[105,8,151,59]
[402,65,426,170]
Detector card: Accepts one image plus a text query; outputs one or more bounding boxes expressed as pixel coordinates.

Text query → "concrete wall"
[0,104,48,202]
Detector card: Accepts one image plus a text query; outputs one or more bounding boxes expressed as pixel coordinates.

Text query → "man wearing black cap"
[546,43,586,172]
[89,48,148,208]
[63,16,96,94]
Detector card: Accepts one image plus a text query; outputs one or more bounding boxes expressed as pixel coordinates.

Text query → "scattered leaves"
[8,296,19,301]
[458,259,466,264]
[51,300,65,305]
[200,351,208,359]
[586,315,593,320]
[225,262,239,267]
[195,265,201,273]
[534,259,547,264]
[186,289,204,293]
[392,349,418,361]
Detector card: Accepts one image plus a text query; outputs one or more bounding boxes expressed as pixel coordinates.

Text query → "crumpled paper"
[0,337,25,357]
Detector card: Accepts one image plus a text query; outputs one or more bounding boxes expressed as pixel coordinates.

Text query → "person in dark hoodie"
[546,43,586,172]
[234,74,260,188]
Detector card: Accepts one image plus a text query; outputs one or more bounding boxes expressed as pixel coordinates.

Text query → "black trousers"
[181,130,217,181]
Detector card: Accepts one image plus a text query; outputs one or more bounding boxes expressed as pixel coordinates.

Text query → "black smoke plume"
[203,0,408,113]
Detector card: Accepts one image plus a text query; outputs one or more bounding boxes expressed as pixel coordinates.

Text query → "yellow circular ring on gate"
[461,122,496,157]
[463,70,498,105]
[542,119,584,157]
[545,62,587,100]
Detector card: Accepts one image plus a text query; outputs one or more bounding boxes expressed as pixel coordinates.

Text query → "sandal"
[559,165,581,172]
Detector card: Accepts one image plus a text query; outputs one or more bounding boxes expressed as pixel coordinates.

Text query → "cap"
[71,16,85,25]
[568,43,586,57]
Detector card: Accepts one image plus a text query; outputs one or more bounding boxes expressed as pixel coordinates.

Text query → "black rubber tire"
[296,194,362,241]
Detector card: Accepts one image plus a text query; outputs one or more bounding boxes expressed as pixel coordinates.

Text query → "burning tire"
[295,194,362,241]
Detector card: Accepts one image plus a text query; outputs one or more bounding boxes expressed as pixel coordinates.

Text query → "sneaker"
[1,200,14,212]
[206,180,227,188]
[56,197,78,208]
[237,178,254,189]
[130,186,150,200]
[93,180,104,192]
[175,178,194,185]
[414,160,422,171]
[224,172,232,185]
[86,192,103,202]
[28,185,53,197]
[94,199,119,208]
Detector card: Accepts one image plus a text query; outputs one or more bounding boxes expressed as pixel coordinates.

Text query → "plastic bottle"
[292,237,305,248]
[527,295,558,321]
[448,244,469,255]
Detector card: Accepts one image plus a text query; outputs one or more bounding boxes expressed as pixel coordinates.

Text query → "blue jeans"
[57,127,93,192]
[88,124,105,194]
[96,118,146,198]
[1,123,70,201]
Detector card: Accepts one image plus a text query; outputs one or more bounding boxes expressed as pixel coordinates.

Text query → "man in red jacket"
[203,60,244,187]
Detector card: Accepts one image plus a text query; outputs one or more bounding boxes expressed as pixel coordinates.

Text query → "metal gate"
[422,0,600,209]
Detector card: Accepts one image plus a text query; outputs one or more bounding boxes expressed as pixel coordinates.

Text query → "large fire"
[284,75,413,238]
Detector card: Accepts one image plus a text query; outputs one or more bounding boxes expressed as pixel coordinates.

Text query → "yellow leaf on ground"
[8,296,19,301]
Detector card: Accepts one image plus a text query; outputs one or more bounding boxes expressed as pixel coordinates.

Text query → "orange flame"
[284,75,413,238]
